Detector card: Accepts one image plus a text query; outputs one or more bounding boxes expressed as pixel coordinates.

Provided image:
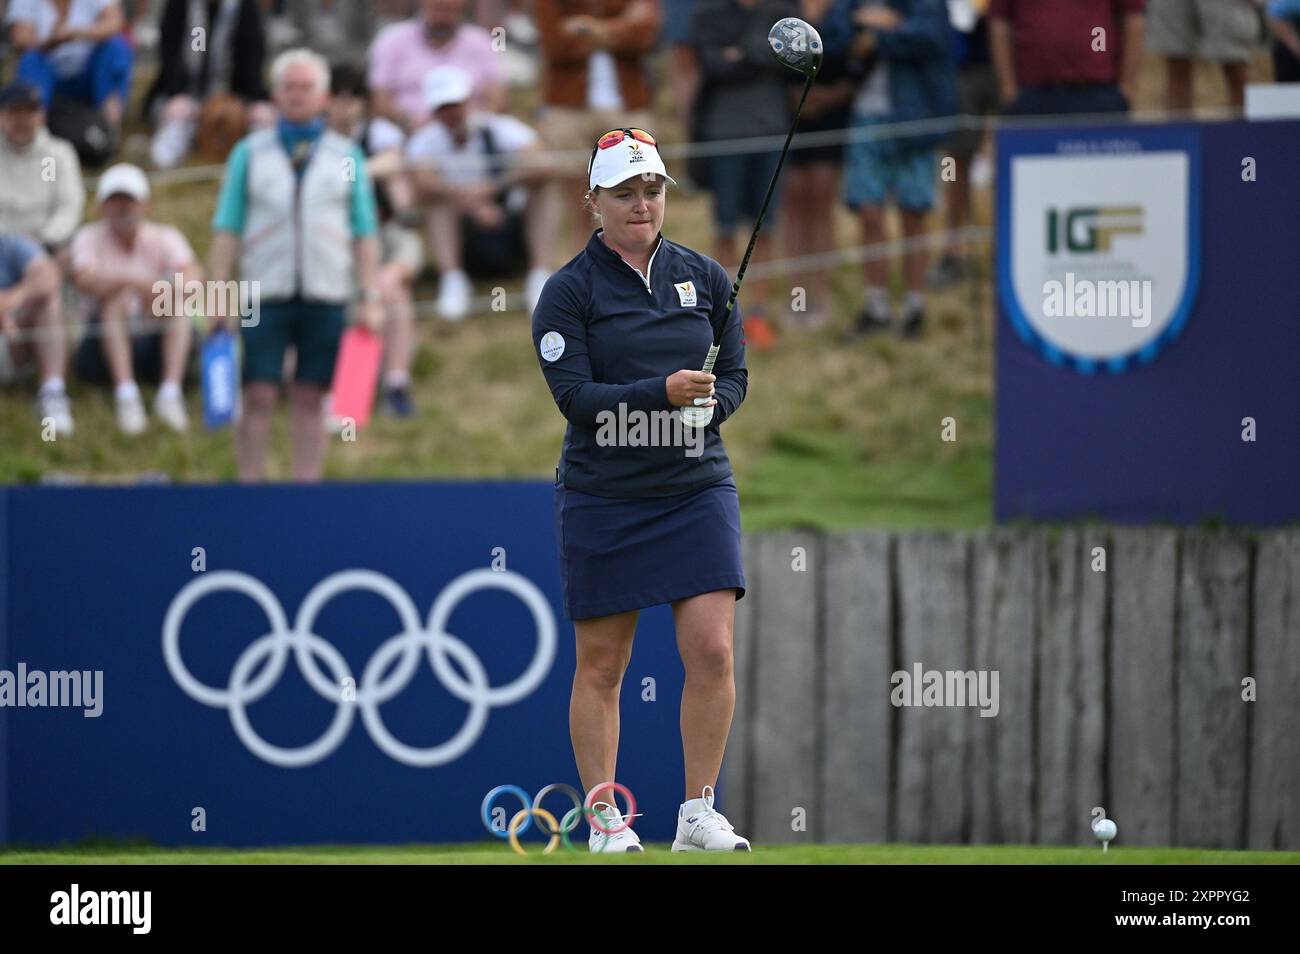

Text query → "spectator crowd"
[0,0,1295,480]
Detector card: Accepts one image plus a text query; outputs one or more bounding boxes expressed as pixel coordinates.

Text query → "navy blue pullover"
[532,230,748,498]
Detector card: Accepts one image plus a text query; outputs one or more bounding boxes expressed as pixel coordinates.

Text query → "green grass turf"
[3,844,1297,865]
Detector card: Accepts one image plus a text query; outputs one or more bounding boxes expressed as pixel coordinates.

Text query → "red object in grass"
[329,326,384,429]
[743,315,777,352]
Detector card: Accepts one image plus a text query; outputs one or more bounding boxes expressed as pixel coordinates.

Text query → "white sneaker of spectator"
[153,383,189,432]
[36,381,74,438]
[115,382,147,436]
[526,267,551,314]
[436,269,472,322]
[150,118,196,170]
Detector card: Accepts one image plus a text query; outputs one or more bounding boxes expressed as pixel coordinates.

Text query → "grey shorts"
[1145,0,1264,62]
[381,221,424,277]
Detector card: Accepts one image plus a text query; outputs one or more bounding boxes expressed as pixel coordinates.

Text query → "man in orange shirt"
[534,0,663,251]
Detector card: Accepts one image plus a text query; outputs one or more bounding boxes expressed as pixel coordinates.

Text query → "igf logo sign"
[1046,206,1143,254]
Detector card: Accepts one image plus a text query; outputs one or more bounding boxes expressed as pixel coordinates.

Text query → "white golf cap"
[588,130,677,191]
[423,65,472,111]
[96,163,150,203]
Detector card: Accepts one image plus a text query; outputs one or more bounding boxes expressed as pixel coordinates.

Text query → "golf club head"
[768,17,823,77]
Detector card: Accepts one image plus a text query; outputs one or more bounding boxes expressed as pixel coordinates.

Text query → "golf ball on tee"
[1093,817,1118,842]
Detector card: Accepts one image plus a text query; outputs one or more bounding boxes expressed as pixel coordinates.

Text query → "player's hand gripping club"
[667,369,716,408]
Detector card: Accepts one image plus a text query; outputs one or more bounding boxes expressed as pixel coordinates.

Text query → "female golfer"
[531,128,750,852]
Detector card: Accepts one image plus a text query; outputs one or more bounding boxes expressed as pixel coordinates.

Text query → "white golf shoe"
[588,802,643,853]
[671,785,751,852]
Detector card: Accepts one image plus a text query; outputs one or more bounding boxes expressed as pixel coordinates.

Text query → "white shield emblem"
[675,280,697,307]
[999,129,1201,373]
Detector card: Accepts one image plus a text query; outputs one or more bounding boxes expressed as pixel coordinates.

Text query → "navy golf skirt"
[554,475,747,620]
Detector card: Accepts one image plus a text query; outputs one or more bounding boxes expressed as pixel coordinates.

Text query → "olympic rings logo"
[162,568,556,768]
[482,782,638,855]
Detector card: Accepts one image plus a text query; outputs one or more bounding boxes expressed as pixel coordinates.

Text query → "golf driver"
[681,16,823,429]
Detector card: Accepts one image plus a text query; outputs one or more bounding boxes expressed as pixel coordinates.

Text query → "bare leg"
[860,203,889,289]
[669,44,700,134]
[944,153,973,259]
[290,381,326,480]
[673,589,737,799]
[426,201,463,274]
[901,209,930,293]
[1222,61,1248,111]
[807,162,840,315]
[159,312,192,386]
[571,609,639,794]
[22,288,66,385]
[1165,57,1194,113]
[782,166,810,315]
[379,263,415,379]
[524,182,558,272]
[236,381,278,482]
[99,289,135,385]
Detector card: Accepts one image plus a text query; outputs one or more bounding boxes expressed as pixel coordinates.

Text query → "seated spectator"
[367,0,507,134]
[0,81,86,252]
[407,65,555,320]
[533,0,661,252]
[69,163,197,434]
[0,81,83,433]
[143,0,275,169]
[835,0,956,339]
[691,0,794,337]
[0,230,74,436]
[6,0,133,148]
[1146,0,1261,112]
[989,0,1145,116]
[327,63,422,417]
[1266,0,1300,82]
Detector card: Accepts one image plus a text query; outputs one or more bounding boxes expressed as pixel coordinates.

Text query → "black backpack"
[46,96,115,169]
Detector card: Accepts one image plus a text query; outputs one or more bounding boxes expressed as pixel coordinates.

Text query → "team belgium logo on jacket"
[674,280,697,307]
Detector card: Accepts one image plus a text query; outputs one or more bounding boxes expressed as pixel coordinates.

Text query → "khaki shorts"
[536,107,656,178]
[1145,0,1264,62]
[381,220,424,277]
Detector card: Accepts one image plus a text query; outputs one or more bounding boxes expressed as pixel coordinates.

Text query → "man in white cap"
[406,64,555,320]
[69,162,201,434]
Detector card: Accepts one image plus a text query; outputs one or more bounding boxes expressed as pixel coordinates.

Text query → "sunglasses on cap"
[588,127,657,173]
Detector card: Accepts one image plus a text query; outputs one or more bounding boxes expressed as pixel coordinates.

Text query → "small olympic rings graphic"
[162,568,556,768]
[482,783,638,855]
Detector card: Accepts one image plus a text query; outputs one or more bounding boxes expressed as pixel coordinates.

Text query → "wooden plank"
[1109,528,1178,846]
[1249,529,1300,850]
[970,528,1036,843]
[748,532,820,844]
[1075,530,1109,843]
[1036,529,1108,845]
[894,533,972,843]
[821,531,892,842]
[1175,532,1250,848]
[721,532,760,836]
